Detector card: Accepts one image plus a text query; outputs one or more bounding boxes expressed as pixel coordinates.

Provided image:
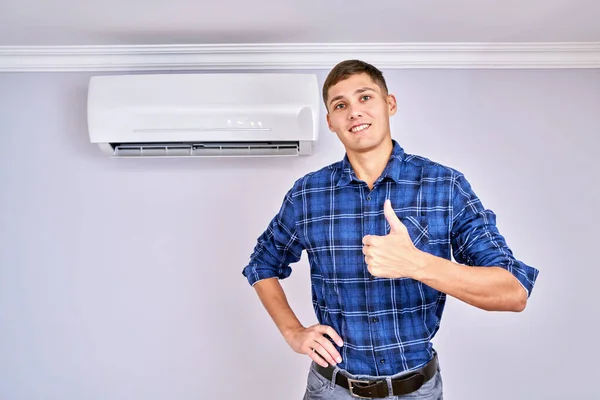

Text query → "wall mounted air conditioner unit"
[87,73,319,157]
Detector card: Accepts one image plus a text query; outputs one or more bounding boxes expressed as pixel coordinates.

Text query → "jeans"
[303,361,443,400]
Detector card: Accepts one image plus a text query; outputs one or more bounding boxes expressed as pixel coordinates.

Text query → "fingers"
[303,325,344,367]
[362,235,379,246]
[316,326,343,365]
[315,336,342,363]
[308,345,329,368]
[310,340,339,367]
[362,238,375,270]
[362,241,376,267]
[320,325,344,347]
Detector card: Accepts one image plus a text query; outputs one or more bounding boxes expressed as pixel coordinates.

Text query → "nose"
[347,104,363,119]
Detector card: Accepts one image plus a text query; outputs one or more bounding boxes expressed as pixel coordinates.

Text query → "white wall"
[0,69,598,399]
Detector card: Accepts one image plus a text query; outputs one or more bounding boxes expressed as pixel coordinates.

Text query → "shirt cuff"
[242,264,293,286]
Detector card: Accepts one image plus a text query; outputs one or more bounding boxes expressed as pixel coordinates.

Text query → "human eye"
[361,95,371,101]
[334,102,345,110]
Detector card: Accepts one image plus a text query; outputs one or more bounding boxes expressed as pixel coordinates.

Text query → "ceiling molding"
[1,42,599,72]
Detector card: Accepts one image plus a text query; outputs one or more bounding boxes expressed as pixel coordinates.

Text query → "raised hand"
[362,199,426,279]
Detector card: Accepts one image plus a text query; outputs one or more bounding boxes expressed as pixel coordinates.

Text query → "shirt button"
[380,359,385,364]
[366,196,371,201]
[372,317,379,323]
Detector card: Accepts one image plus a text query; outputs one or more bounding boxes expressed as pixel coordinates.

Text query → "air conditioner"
[87,73,320,157]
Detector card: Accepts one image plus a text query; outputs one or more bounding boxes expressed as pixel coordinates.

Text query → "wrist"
[411,250,434,281]
[281,324,304,341]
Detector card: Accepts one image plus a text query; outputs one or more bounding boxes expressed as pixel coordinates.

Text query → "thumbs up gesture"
[362,200,427,279]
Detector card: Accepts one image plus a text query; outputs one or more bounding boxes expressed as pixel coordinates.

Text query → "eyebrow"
[328,86,376,107]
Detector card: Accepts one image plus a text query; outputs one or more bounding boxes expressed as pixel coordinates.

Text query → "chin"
[346,141,379,155]
[348,135,385,150]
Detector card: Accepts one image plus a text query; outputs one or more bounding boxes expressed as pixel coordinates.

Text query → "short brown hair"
[322,60,389,110]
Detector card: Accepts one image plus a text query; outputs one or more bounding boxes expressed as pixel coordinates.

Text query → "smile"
[350,124,370,133]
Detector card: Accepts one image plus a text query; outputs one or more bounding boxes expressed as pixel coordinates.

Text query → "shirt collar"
[336,140,406,187]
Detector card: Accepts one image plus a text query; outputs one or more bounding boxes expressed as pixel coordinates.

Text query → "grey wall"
[0,69,599,399]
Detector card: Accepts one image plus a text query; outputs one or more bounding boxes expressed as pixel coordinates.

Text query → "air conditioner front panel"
[89,106,315,143]
[87,73,320,156]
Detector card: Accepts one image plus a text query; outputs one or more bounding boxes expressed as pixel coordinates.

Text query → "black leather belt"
[313,353,438,398]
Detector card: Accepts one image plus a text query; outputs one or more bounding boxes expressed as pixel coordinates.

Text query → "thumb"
[384,199,403,234]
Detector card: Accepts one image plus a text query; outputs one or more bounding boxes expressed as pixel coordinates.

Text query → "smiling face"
[326,72,397,157]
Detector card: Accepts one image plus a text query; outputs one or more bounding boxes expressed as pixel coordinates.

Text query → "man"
[242,60,538,399]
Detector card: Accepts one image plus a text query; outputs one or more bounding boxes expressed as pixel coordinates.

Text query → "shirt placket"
[361,184,389,374]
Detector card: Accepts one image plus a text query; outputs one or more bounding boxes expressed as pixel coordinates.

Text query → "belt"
[313,353,438,399]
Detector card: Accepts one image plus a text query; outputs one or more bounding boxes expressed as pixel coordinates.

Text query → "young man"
[242,60,538,399]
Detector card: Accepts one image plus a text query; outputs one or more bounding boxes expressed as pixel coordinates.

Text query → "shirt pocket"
[400,215,430,251]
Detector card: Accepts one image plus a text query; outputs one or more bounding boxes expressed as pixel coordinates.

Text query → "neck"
[347,139,394,190]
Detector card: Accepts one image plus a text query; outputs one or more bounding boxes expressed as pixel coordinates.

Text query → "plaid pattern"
[243,140,538,376]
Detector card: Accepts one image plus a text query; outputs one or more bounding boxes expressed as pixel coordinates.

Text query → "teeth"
[351,124,370,133]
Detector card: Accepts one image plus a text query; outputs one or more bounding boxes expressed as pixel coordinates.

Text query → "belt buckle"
[347,377,374,399]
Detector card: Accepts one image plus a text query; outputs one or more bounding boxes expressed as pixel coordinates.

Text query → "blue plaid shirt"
[243,140,538,376]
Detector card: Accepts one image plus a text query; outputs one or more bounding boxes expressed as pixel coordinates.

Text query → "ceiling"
[1,0,600,47]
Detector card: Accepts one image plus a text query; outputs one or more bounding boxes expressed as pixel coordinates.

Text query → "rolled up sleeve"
[450,173,539,297]
[242,189,304,286]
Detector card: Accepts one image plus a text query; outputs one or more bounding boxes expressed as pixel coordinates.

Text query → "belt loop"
[331,366,339,390]
[386,376,393,395]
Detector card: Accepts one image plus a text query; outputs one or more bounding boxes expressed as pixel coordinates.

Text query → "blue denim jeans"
[303,361,443,400]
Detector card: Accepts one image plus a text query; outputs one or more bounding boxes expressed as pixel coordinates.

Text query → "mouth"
[349,123,371,133]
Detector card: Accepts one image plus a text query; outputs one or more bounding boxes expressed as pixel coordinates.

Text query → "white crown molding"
[1,42,599,72]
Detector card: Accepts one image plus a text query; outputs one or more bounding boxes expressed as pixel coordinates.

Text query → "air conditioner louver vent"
[111,141,300,157]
